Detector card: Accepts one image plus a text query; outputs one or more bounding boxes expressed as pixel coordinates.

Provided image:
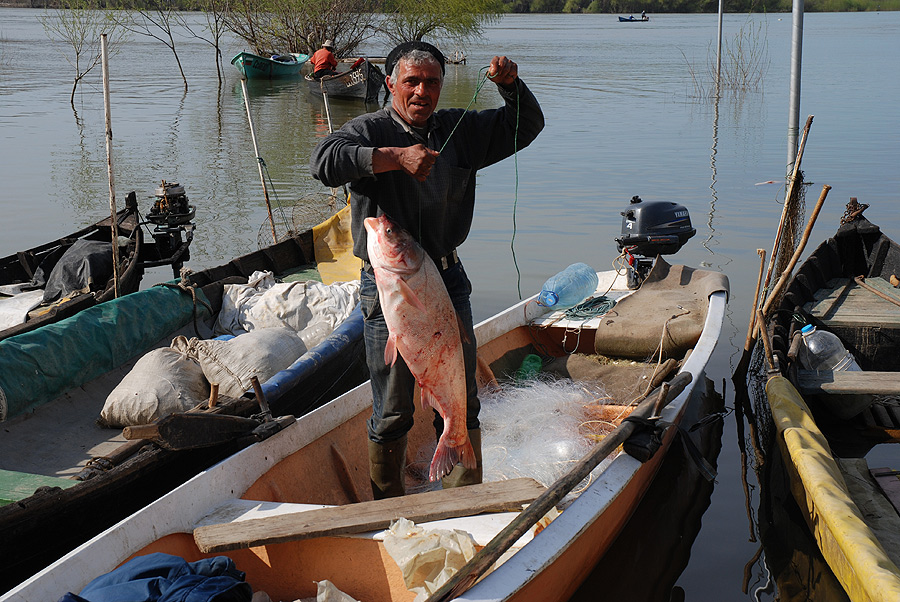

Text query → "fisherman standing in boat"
[310,39,338,78]
[310,41,544,499]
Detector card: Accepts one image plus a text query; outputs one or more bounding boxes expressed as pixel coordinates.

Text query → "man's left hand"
[488,56,518,88]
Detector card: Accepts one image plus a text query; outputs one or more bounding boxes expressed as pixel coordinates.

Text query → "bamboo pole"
[239,78,277,245]
[741,249,767,355]
[761,115,814,296]
[761,184,830,317]
[100,34,120,298]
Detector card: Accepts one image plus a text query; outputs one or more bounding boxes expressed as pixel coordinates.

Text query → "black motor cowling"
[615,196,695,256]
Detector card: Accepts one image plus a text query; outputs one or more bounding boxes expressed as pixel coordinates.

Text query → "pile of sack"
[99,272,359,427]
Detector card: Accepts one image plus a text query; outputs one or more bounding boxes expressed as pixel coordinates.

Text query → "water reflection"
[571,377,726,602]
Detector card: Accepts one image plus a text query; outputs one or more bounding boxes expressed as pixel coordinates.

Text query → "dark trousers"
[360,261,480,444]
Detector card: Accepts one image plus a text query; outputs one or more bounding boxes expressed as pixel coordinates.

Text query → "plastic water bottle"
[798,324,861,372]
[537,263,599,309]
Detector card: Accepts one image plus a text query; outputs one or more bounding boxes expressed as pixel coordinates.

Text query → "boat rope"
[155,268,213,338]
[256,155,293,235]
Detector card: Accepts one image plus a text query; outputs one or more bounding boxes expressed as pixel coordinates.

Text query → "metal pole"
[787,0,804,170]
[715,0,724,86]
[239,77,278,245]
[101,34,121,298]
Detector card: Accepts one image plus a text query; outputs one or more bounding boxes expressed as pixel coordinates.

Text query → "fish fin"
[458,436,477,470]
[456,313,471,345]
[384,334,398,366]
[420,387,438,411]
[429,441,459,482]
[397,278,427,311]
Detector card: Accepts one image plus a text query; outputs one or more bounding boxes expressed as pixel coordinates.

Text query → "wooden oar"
[426,370,693,602]
[123,413,262,451]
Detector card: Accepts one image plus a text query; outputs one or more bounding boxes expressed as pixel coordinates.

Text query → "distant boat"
[306,58,387,103]
[618,15,650,21]
[231,52,310,79]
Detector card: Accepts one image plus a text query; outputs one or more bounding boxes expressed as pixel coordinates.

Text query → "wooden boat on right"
[306,58,387,103]
[763,199,900,601]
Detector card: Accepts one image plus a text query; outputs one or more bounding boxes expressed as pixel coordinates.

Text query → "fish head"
[364,214,425,276]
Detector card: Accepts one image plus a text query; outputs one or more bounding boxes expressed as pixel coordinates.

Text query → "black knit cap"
[385,41,445,77]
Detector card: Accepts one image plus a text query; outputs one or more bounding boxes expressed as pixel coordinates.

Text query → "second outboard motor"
[615,196,695,289]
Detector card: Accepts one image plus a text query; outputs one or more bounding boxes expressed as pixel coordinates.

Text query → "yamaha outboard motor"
[615,196,695,289]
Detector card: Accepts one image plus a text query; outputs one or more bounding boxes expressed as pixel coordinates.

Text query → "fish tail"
[428,436,476,481]
[458,437,477,470]
[429,440,459,482]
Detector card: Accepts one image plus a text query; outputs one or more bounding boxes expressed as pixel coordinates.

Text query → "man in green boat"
[310,41,544,499]
[310,39,338,78]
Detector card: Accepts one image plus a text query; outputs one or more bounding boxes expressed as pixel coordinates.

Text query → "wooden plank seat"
[194,477,546,553]
[798,370,900,396]
[805,277,900,329]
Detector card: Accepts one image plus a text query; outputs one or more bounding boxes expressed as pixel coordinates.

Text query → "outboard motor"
[140,180,196,278]
[615,196,695,289]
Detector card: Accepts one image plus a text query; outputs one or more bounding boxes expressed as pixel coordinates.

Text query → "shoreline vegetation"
[2,0,898,12]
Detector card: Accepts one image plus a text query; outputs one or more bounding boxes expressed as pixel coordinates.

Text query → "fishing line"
[422,66,522,298]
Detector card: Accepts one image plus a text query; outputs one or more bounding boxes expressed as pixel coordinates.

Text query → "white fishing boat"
[5,203,728,602]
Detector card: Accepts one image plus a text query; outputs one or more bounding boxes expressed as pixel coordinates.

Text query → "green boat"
[231,51,310,79]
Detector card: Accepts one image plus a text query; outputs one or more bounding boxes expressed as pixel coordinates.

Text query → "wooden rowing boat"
[618,15,649,22]
[231,52,310,79]
[5,256,727,601]
[763,199,900,601]
[0,206,367,594]
[0,185,197,345]
[0,197,143,343]
[306,58,387,103]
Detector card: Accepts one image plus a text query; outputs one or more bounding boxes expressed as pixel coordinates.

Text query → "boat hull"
[231,52,309,79]
[306,59,386,102]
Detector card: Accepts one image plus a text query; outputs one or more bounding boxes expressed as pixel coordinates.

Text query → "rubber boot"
[369,435,407,500]
[442,429,482,489]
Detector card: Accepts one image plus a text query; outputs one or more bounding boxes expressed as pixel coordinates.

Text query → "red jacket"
[310,48,337,73]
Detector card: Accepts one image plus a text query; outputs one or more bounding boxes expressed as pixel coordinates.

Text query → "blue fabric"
[58,553,252,602]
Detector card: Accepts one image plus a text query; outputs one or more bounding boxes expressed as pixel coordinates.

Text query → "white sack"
[99,347,209,427]
[173,327,306,399]
[214,270,360,350]
[0,289,44,330]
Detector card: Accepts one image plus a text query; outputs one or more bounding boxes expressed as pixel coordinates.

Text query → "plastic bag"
[382,518,477,601]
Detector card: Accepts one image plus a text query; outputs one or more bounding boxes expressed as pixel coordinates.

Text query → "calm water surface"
[2,9,899,600]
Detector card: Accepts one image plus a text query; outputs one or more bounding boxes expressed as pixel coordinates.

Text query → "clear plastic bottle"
[798,324,861,371]
[537,263,599,309]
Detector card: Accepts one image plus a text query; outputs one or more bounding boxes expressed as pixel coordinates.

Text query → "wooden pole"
[100,34,121,299]
[239,77,277,245]
[426,371,693,602]
[761,115,814,297]
[761,184,830,317]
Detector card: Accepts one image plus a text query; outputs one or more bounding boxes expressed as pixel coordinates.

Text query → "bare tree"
[39,0,128,106]
[181,0,229,85]
[115,0,189,91]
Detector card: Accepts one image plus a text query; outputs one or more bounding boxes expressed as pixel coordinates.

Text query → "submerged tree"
[225,0,377,58]
[39,0,128,106]
[377,0,502,48]
[182,0,229,85]
[114,0,190,92]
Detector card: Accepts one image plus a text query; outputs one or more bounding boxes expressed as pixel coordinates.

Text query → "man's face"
[386,58,443,128]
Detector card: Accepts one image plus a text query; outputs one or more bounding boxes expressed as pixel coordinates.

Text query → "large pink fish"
[364,214,475,481]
